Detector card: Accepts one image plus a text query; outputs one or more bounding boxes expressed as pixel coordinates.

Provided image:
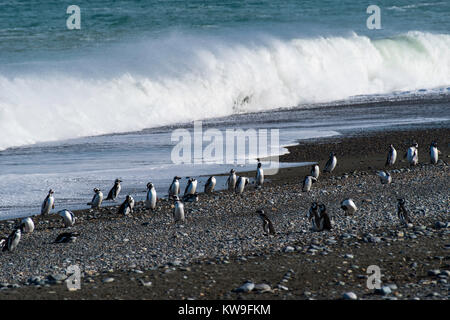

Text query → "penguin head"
[412,142,418,148]
[311,202,318,209]
[256,209,266,220]
[94,188,100,193]
[318,203,326,212]
[397,198,405,205]
[174,176,181,181]
[125,195,131,202]
[230,169,235,174]
[115,179,122,184]
[48,189,54,195]
[147,182,153,189]
[329,152,334,157]
[174,195,180,202]
[257,162,262,168]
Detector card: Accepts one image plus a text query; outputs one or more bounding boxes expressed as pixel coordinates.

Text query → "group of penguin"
[0,141,442,252]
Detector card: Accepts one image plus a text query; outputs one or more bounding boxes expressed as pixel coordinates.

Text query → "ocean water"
[0,1,449,219]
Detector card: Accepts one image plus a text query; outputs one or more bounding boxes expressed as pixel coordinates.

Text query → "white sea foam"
[0,31,449,151]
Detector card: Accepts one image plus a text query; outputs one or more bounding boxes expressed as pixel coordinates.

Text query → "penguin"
[118,195,133,215]
[405,142,419,166]
[302,175,317,192]
[146,182,157,210]
[256,159,264,188]
[340,198,357,216]
[430,141,440,164]
[2,227,22,252]
[310,164,320,179]
[106,179,122,201]
[88,188,103,209]
[184,177,197,196]
[226,169,237,191]
[58,209,76,228]
[397,198,412,225]
[168,176,181,199]
[54,232,79,243]
[20,217,35,233]
[318,204,333,231]
[256,209,275,235]
[204,176,216,194]
[128,195,135,213]
[235,176,249,194]
[182,192,199,203]
[324,152,337,173]
[385,145,397,167]
[377,170,392,184]
[41,189,55,215]
[173,196,185,223]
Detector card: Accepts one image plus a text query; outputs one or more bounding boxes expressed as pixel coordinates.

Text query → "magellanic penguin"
[385,145,397,166]
[256,159,264,188]
[324,152,337,173]
[226,169,237,191]
[118,195,133,215]
[307,203,332,232]
[184,177,197,196]
[204,176,216,194]
[310,164,320,179]
[146,182,157,210]
[21,217,35,233]
[430,141,440,164]
[405,142,419,166]
[340,198,357,216]
[302,175,317,192]
[58,209,76,228]
[106,179,122,201]
[54,232,79,243]
[173,196,185,223]
[168,176,181,200]
[2,227,22,252]
[41,189,55,215]
[377,170,392,184]
[318,204,333,231]
[88,188,103,209]
[128,195,135,213]
[397,198,412,225]
[235,176,249,194]
[256,209,275,235]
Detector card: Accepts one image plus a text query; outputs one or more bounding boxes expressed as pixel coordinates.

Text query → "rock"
[440,270,450,277]
[234,281,255,293]
[102,277,115,283]
[343,292,357,300]
[387,284,398,291]
[283,246,295,253]
[139,279,152,287]
[277,284,289,291]
[47,273,67,284]
[344,254,354,259]
[435,221,449,229]
[375,286,391,295]
[254,283,271,292]
[428,269,441,277]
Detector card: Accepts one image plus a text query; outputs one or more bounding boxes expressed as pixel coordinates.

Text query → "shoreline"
[0,125,448,300]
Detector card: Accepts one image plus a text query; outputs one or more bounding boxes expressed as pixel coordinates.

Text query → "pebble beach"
[0,126,448,300]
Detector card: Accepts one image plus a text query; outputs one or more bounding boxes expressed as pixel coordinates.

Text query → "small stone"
[343,292,357,300]
[102,277,115,283]
[344,254,354,259]
[284,246,295,253]
[428,269,441,277]
[234,282,254,293]
[375,286,391,295]
[254,283,271,292]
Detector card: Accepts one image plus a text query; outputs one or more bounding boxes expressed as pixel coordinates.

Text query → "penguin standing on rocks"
[2,227,22,252]
[146,182,157,210]
[128,195,135,213]
[430,141,440,164]
[235,176,249,194]
[256,159,264,188]
[318,204,332,231]
[311,164,320,179]
[405,142,419,166]
[227,169,237,191]
[118,195,133,215]
[257,209,275,235]
[88,188,103,209]
[308,203,331,231]
[41,189,55,215]
[340,198,357,216]
[21,217,35,233]
[324,152,337,173]
[184,178,197,196]
[58,209,76,228]
[302,175,317,192]
[377,170,392,184]
[168,176,181,200]
[397,198,412,225]
[106,179,122,201]
[385,145,397,167]
[204,176,216,194]
[173,196,185,223]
